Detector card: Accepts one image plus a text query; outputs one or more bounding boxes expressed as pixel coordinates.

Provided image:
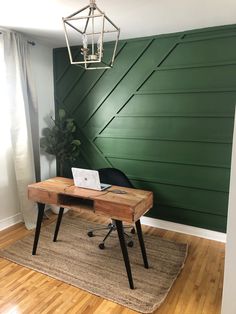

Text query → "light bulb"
[97,34,103,57]
[82,34,88,49]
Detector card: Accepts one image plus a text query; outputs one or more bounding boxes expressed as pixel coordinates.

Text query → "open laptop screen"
[71,168,111,191]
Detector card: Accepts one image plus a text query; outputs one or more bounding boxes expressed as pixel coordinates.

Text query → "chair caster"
[127,240,134,247]
[99,242,105,250]
[130,227,135,234]
[87,231,94,237]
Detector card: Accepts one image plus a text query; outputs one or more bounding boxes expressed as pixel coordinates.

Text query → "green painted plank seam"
[82,39,154,128]
[77,126,112,167]
[180,31,236,44]
[135,88,236,95]
[106,155,230,169]
[116,114,234,118]
[127,175,229,193]
[80,148,93,169]
[97,135,232,145]
[96,116,116,139]
[114,115,234,119]
[55,49,83,84]
[130,192,228,217]
[157,60,236,71]
[137,35,184,91]
[92,37,181,141]
[65,69,105,113]
[53,53,111,167]
[53,23,236,232]
[55,99,95,154]
[146,201,228,218]
[69,42,128,115]
[61,69,87,105]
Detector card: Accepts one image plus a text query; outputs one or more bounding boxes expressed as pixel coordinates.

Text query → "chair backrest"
[98,168,134,188]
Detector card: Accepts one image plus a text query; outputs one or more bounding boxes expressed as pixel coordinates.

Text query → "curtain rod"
[0,32,36,46]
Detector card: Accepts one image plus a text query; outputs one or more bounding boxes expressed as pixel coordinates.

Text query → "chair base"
[87,221,135,249]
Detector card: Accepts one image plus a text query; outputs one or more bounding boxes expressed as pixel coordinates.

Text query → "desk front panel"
[28,177,153,222]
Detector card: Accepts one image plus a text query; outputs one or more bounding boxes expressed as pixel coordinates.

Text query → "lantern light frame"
[62,0,120,70]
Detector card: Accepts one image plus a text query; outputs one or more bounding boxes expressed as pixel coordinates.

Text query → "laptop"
[71,168,111,191]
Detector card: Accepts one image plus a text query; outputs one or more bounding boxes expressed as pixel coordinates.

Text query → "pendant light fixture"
[62,0,120,70]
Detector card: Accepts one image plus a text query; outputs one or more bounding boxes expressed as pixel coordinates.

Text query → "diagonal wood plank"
[83,36,181,140]
[75,40,152,126]
[54,94,111,169]
[53,25,236,232]
[63,43,126,114]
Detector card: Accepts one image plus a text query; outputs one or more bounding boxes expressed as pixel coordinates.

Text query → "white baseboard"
[140,216,226,243]
[0,211,226,242]
[0,213,23,231]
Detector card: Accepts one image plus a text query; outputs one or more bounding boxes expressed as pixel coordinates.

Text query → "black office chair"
[87,168,135,249]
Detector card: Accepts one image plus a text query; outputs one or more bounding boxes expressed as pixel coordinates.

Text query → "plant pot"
[50,204,69,215]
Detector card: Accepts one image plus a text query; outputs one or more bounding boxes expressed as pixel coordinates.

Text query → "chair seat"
[87,168,135,249]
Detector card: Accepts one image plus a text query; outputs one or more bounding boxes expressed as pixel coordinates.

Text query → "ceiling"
[0,0,236,48]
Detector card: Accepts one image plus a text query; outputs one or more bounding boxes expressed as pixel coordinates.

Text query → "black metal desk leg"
[32,203,45,255]
[53,207,64,242]
[115,220,134,289]
[135,219,149,269]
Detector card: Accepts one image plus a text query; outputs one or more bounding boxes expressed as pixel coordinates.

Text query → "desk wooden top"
[28,177,153,223]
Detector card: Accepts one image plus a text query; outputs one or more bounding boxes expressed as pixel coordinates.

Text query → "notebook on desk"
[71,168,111,191]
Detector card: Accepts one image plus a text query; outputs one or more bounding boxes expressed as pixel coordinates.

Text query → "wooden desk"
[28,177,153,289]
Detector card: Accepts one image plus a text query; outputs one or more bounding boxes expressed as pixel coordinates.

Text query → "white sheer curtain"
[1,30,39,229]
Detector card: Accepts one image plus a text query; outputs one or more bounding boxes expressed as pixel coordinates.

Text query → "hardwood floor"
[0,210,225,314]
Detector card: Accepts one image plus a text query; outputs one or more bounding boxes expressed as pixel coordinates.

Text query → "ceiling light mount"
[62,0,120,70]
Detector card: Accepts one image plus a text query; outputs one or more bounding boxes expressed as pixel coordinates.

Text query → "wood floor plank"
[0,210,225,314]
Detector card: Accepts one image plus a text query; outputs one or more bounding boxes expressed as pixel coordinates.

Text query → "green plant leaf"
[40,108,81,171]
[42,128,51,137]
[59,109,66,119]
[72,140,81,146]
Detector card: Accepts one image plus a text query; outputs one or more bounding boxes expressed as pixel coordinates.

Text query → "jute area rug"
[0,214,188,313]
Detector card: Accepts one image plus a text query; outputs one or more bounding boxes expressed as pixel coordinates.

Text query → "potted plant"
[40,108,81,213]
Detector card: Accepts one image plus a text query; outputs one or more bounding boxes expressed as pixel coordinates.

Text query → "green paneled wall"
[53,24,236,232]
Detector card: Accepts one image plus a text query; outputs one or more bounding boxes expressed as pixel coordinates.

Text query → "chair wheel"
[131,227,135,234]
[127,240,134,247]
[99,243,105,249]
[87,231,94,237]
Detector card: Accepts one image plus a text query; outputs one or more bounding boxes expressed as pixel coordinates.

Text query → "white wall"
[0,41,55,230]
[221,108,236,314]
